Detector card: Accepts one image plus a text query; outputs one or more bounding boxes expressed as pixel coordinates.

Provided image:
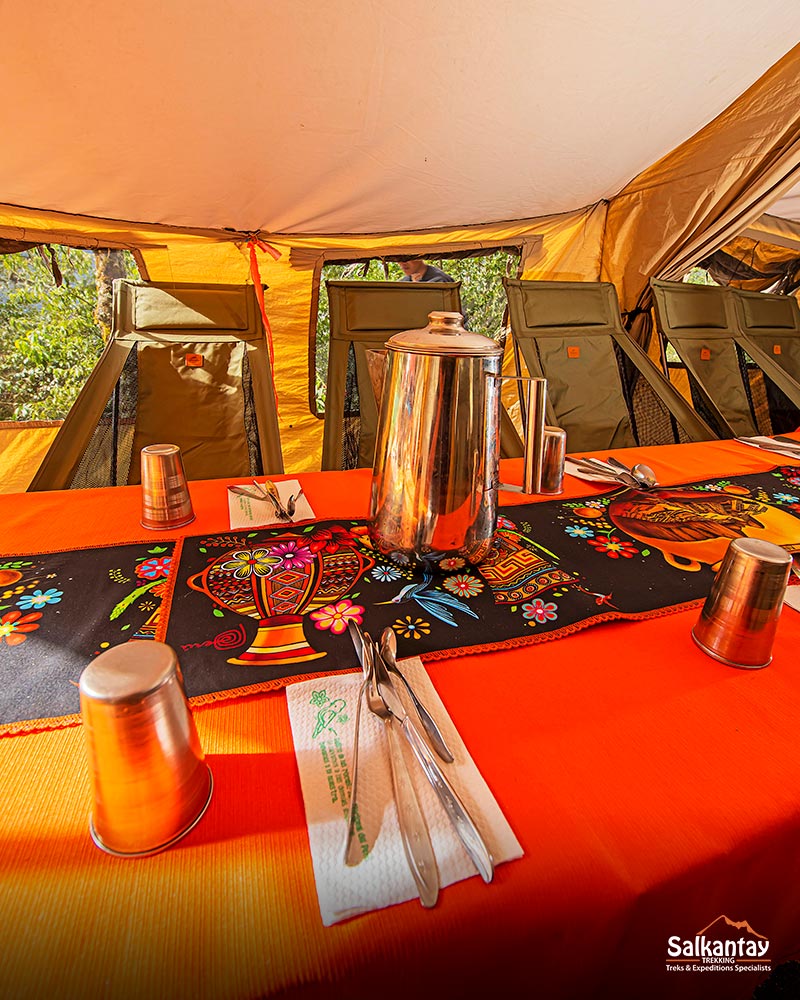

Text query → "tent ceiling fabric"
[4,1,800,236]
[768,180,800,223]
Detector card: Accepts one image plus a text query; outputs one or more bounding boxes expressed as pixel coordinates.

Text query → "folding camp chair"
[650,278,800,437]
[323,280,523,470]
[29,281,283,490]
[731,288,800,433]
[502,278,715,452]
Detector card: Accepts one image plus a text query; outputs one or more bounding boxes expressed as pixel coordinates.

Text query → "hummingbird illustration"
[376,572,479,627]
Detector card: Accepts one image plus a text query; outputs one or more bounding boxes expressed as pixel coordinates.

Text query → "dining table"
[2,436,800,1000]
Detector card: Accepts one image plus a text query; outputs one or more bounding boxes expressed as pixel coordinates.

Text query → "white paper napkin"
[227,479,315,530]
[286,658,523,925]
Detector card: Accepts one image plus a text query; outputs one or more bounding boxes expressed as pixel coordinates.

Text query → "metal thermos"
[369,312,503,565]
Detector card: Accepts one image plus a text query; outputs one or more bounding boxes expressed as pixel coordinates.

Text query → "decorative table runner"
[4,466,800,733]
[0,541,175,730]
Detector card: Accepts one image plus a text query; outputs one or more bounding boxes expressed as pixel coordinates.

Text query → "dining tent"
[3,2,800,473]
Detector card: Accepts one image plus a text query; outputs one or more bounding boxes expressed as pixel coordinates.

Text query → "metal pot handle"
[490,375,548,494]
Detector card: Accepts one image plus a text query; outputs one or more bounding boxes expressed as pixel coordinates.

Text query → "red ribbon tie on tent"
[246,235,282,409]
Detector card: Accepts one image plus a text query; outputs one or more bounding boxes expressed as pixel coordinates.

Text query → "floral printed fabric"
[162,468,800,703]
[0,542,175,727]
[8,467,800,728]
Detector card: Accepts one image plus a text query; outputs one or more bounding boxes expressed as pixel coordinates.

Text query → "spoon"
[253,479,291,520]
[605,457,641,487]
[286,485,305,519]
[379,628,455,764]
[631,463,658,488]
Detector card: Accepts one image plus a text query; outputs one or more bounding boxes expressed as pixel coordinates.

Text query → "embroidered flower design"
[310,599,364,634]
[496,516,516,530]
[0,610,42,646]
[587,535,638,559]
[307,526,353,554]
[565,524,595,539]
[150,581,169,598]
[389,551,411,566]
[220,549,280,579]
[774,492,799,504]
[442,574,484,597]
[136,556,172,580]
[309,690,328,707]
[394,616,431,639]
[521,599,558,624]
[17,588,63,610]
[439,557,465,571]
[269,540,314,570]
[372,564,401,582]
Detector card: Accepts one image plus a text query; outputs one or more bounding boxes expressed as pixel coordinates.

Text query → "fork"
[252,479,292,520]
[363,633,439,908]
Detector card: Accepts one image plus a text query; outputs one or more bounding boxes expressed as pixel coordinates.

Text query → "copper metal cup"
[140,443,195,530]
[691,538,791,669]
[79,641,213,857]
[540,426,567,495]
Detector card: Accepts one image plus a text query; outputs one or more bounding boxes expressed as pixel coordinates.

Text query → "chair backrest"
[322,280,463,470]
[29,281,283,490]
[731,288,800,434]
[651,279,800,437]
[503,278,714,451]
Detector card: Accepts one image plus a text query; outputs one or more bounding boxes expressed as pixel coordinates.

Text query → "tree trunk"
[94,250,128,342]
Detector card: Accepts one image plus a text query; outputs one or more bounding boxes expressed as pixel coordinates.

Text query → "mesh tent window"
[29,281,283,490]
[323,279,523,470]
[502,278,716,452]
[732,288,800,434]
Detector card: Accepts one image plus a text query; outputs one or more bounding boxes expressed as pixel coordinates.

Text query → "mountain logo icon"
[696,915,768,940]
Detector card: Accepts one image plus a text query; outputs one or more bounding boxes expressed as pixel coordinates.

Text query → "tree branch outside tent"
[0,247,138,421]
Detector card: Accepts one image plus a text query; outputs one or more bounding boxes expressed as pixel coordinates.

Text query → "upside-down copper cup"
[691,538,791,669]
[79,641,213,857]
[140,443,195,530]
[540,426,567,495]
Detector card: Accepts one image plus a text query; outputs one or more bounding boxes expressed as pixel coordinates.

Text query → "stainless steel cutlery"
[230,480,305,520]
[345,621,494,899]
[736,436,800,459]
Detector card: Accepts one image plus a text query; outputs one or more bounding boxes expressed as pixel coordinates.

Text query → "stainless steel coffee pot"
[368,312,505,566]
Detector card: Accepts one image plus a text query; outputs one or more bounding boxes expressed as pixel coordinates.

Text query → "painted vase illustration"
[608,487,800,571]
[187,526,374,665]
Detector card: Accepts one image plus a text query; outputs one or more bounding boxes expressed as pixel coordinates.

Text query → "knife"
[370,644,494,883]
[344,624,368,866]
[348,623,440,905]
[769,436,800,452]
[734,437,800,459]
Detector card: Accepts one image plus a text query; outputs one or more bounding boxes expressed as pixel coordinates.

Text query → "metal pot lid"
[387,311,502,356]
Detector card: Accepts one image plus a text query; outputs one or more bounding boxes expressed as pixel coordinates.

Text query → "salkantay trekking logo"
[666,915,771,975]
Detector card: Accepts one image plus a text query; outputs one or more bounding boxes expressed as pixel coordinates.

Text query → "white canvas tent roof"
[3,2,800,471]
[4,1,800,235]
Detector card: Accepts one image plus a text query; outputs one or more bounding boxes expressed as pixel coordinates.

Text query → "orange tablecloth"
[2,440,800,1000]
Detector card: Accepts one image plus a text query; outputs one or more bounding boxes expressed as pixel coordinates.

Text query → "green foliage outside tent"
[314,249,521,411]
[0,247,138,421]
[1,245,521,422]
